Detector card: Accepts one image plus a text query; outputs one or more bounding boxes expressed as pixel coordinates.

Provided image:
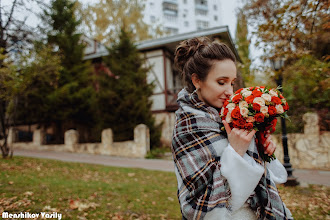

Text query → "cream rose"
[227,103,236,111]
[253,97,266,106]
[246,116,255,123]
[241,88,250,94]
[225,113,233,123]
[261,94,271,102]
[242,91,252,97]
[276,104,284,114]
[260,106,269,115]
[269,89,278,97]
[239,101,248,109]
[240,107,249,117]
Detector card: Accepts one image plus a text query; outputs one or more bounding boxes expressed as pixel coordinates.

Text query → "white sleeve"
[267,159,288,184]
[220,144,264,211]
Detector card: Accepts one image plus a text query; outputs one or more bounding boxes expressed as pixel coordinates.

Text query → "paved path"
[13,149,330,187]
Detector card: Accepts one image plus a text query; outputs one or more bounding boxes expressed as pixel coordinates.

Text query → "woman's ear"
[191,73,200,90]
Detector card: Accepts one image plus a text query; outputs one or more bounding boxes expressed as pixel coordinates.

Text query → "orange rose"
[235,88,243,94]
[252,89,263,97]
[232,94,242,104]
[268,106,277,116]
[245,95,254,104]
[254,113,265,123]
[271,96,282,105]
[245,122,254,130]
[231,106,241,119]
[253,103,261,111]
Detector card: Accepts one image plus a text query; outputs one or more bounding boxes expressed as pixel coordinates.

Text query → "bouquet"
[220,86,289,162]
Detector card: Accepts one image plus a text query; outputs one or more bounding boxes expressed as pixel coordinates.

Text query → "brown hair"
[174,37,236,93]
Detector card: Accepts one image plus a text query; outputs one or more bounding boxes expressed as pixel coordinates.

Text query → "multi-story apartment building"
[143,0,223,36]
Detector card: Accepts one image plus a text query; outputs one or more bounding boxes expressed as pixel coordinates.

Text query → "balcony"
[195,3,208,11]
[163,0,178,4]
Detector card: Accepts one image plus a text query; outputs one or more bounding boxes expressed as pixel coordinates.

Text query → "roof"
[137,26,241,62]
[83,26,241,62]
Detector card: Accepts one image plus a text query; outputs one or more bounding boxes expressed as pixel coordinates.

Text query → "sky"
[2,0,261,67]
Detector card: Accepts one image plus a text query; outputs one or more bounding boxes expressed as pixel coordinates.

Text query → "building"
[143,0,224,36]
[136,26,242,146]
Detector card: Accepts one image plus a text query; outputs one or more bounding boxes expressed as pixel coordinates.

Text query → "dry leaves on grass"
[279,185,330,219]
[69,199,99,211]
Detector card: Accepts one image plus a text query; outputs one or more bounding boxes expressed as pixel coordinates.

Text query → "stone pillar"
[134,124,150,158]
[101,128,113,155]
[64,130,79,152]
[7,127,17,145]
[33,129,45,145]
[302,112,319,136]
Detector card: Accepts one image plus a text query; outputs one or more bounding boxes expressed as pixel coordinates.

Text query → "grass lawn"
[0,156,329,220]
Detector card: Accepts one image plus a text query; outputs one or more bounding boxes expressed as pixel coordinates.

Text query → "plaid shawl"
[171,88,293,220]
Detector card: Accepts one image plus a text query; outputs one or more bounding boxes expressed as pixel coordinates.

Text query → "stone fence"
[8,124,150,158]
[273,112,329,170]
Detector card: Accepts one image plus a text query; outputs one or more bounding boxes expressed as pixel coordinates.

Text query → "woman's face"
[195,59,237,109]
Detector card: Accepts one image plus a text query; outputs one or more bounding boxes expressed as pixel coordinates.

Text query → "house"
[84,26,242,146]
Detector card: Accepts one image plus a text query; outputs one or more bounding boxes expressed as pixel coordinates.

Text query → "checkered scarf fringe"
[171,89,293,220]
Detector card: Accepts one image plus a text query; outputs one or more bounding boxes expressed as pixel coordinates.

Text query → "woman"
[171,37,293,220]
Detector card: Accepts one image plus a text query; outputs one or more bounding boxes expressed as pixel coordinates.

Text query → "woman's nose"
[224,87,233,97]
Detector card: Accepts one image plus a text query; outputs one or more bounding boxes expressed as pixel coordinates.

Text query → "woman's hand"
[263,133,276,156]
[222,120,256,157]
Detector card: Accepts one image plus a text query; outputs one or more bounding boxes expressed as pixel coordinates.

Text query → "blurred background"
[0,0,328,157]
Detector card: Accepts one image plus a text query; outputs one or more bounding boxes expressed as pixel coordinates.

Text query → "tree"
[40,0,96,143]
[0,0,42,158]
[282,55,330,132]
[241,0,329,132]
[96,28,161,148]
[242,0,329,61]
[79,0,163,46]
[235,8,254,86]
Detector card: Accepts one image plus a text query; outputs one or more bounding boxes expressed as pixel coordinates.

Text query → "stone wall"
[8,124,150,158]
[273,113,330,170]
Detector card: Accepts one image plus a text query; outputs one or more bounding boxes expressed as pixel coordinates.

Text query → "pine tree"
[41,0,96,143]
[97,28,161,148]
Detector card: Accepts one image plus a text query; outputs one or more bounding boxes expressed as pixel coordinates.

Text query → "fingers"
[264,140,276,155]
[247,129,257,140]
[222,120,232,134]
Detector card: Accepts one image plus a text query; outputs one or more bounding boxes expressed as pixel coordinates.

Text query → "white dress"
[174,138,288,220]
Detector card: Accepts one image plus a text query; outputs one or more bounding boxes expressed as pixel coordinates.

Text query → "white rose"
[246,116,255,123]
[275,104,284,114]
[239,101,248,109]
[242,91,252,97]
[240,107,249,117]
[261,94,272,102]
[269,89,278,97]
[241,88,250,94]
[281,98,287,104]
[225,113,233,123]
[253,97,266,107]
[227,103,236,112]
[220,107,225,116]
[260,106,269,115]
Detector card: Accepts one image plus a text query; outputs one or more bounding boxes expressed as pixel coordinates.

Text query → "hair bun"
[174,37,210,72]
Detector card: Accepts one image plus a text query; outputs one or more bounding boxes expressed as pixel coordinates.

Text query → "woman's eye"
[231,82,235,87]
[218,81,225,85]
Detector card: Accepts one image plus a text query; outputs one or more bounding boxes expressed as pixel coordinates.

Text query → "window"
[196,20,209,30]
[150,15,156,23]
[164,27,179,35]
[184,0,187,3]
[214,4,217,10]
[195,9,207,16]
[214,15,218,21]
[184,21,189,27]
